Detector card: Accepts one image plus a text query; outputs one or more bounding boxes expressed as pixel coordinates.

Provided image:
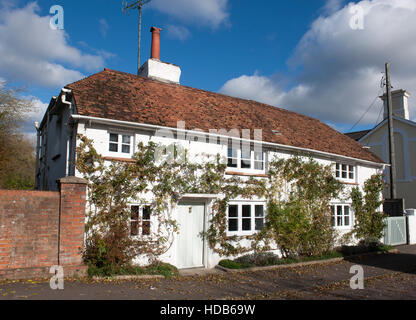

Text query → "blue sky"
[1,0,416,137]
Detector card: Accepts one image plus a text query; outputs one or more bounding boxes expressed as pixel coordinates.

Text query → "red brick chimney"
[150,27,162,60]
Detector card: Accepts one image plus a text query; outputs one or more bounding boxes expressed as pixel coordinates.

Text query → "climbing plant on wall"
[77,135,351,268]
[349,174,386,244]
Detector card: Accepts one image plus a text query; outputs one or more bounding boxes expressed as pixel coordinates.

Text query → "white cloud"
[220,0,416,130]
[220,74,286,106]
[20,97,48,137]
[0,2,108,88]
[166,24,191,41]
[150,0,229,28]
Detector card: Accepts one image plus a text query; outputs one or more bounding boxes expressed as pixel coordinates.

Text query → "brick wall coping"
[58,176,88,185]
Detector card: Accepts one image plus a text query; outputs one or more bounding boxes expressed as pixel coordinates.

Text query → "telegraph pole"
[385,62,397,200]
[123,0,152,75]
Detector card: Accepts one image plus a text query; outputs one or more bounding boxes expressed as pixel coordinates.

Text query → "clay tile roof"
[66,69,384,164]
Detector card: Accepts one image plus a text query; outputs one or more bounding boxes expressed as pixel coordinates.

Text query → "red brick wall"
[0,177,87,280]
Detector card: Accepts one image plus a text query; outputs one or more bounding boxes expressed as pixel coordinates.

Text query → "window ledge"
[226,171,269,178]
[341,181,359,186]
[103,156,135,163]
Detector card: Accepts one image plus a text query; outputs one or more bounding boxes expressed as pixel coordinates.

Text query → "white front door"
[176,203,205,269]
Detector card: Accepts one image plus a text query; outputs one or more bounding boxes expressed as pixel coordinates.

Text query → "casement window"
[130,205,152,236]
[335,163,355,181]
[109,133,133,155]
[227,203,266,235]
[331,204,352,228]
[227,147,265,172]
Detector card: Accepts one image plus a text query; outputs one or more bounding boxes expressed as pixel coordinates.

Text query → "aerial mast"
[122,0,152,75]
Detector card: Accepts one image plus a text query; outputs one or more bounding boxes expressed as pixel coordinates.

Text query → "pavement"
[1,245,416,300]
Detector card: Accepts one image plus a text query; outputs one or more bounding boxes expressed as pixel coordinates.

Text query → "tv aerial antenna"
[122,0,152,75]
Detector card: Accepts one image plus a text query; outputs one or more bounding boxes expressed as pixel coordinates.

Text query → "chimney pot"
[150,27,162,60]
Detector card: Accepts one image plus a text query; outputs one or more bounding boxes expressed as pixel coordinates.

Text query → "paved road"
[1,245,416,300]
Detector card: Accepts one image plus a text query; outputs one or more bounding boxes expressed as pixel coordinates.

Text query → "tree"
[0,81,36,189]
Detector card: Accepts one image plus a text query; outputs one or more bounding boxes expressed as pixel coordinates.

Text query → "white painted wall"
[71,121,382,269]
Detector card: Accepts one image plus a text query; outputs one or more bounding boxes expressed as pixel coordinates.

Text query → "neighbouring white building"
[347,89,416,210]
[35,27,386,269]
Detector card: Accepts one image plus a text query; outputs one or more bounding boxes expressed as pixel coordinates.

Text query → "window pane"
[110,134,118,142]
[122,135,131,144]
[227,158,238,168]
[142,221,151,236]
[143,206,151,220]
[344,216,350,226]
[254,152,264,161]
[241,149,251,160]
[255,205,264,217]
[228,219,238,232]
[242,205,251,217]
[344,206,350,226]
[254,161,264,171]
[349,166,354,179]
[342,171,347,179]
[131,206,139,220]
[130,221,138,236]
[337,216,343,226]
[228,147,237,158]
[344,206,350,216]
[342,164,347,172]
[241,159,251,169]
[109,143,118,152]
[122,144,130,154]
[228,205,238,218]
[255,218,264,231]
[242,218,251,231]
[337,206,343,216]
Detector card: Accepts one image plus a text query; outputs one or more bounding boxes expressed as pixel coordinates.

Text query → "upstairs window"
[130,205,152,236]
[227,147,265,172]
[331,205,352,228]
[336,163,355,181]
[109,133,132,155]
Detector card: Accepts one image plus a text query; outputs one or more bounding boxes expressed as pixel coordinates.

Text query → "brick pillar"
[58,177,87,267]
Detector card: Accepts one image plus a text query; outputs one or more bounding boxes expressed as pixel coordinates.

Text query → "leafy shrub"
[83,222,138,277]
[219,259,252,269]
[266,157,343,258]
[147,262,179,278]
[235,252,280,267]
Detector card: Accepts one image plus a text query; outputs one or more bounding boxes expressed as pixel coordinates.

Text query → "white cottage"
[36,27,386,269]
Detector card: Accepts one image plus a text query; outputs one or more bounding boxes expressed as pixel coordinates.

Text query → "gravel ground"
[1,245,416,300]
